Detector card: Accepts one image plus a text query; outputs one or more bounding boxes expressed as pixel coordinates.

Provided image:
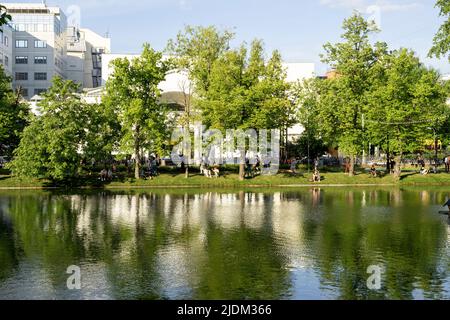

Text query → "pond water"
[0,188,449,300]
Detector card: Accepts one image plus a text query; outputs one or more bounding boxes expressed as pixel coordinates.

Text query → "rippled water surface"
[0,188,449,300]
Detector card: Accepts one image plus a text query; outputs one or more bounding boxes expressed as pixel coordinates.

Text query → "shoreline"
[3,171,450,190]
[0,184,398,190]
[4,182,450,191]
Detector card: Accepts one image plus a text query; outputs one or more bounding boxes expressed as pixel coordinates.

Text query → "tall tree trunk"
[239,163,245,181]
[394,153,402,180]
[134,126,141,180]
[386,138,391,174]
[386,153,391,174]
[348,156,355,177]
[185,166,189,179]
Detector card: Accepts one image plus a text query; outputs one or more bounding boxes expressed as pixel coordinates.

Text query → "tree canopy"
[0,66,29,158]
[104,44,172,179]
[430,0,450,61]
[168,27,292,179]
[0,5,11,30]
[317,13,387,174]
[367,48,449,177]
[9,77,115,180]
[294,13,449,177]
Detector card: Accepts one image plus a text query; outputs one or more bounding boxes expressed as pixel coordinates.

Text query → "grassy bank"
[3,167,450,189]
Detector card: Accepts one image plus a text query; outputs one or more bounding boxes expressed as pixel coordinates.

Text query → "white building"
[66,27,111,88]
[283,62,315,140]
[2,3,110,99]
[5,2,67,98]
[0,24,13,76]
[101,53,193,95]
[101,53,314,98]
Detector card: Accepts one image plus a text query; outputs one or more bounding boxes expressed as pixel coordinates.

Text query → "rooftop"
[4,3,61,15]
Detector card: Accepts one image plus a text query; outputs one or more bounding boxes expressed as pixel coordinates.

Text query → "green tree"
[248,49,294,158]
[0,5,11,29]
[0,66,29,157]
[292,78,327,166]
[203,41,291,179]
[319,13,387,176]
[169,28,291,180]
[104,44,172,179]
[166,25,234,97]
[367,49,449,178]
[429,0,450,61]
[82,101,120,166]
[8,77,112,180]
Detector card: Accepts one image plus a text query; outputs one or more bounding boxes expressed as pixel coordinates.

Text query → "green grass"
[0,175,52,188]
[3,166,450,189]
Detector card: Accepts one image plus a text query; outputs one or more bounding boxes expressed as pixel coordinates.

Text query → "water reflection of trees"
[300,189,449,300]
[0,200,18,282]
[0,189,449,300]
[0,191,291,299]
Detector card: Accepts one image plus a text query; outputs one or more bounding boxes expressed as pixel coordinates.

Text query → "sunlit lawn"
[3,166,450,189]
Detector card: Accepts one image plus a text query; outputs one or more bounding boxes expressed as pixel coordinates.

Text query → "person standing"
[290,158,298,174]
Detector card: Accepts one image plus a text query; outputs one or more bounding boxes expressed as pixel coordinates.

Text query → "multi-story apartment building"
[4,3,67,99]
[66,27,111,89]
[2,3,109,100]
[0,23,13,76]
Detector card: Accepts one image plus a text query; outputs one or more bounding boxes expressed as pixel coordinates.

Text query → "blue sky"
[3,0,449,75]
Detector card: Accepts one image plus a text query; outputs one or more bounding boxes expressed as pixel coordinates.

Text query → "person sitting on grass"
[420,165,429,175]
[312,168,321,182]
[212,166,220,178]
[100,169,108,182]
[253,156,261,176]
[370,165,377,178]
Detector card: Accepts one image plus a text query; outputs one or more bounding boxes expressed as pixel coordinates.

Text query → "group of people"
[200,163,221,178]
[100,168,114,182]
[416,155,442,175]
[245,157,262,178]
[369,154,445,177]
[289,157,321,182]
[97,156,161,182]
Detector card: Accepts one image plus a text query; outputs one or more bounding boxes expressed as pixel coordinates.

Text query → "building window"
[15,56,28,64]
[15,24,26,32]
[5,56,8,67]
[15,40,28,48]
[15,72,28,81]
[34,89,46,96]
[34,40,47,48]
[34,72,47,81]
[34,56,47,64]
[4,36,8,47]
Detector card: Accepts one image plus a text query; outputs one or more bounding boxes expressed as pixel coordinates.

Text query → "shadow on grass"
[278,172,305,179]
[399,171,419,181]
